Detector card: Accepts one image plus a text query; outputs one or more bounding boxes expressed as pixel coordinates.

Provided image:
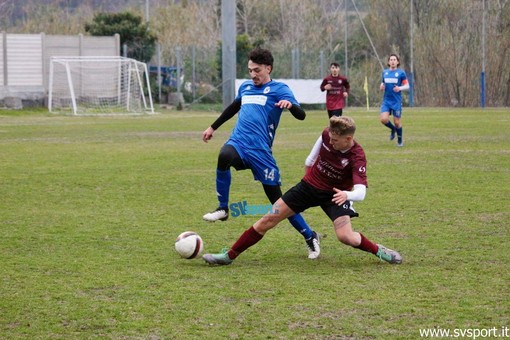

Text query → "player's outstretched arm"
[203,99,241,143]
[288,105,306,120]
[210,99,241,130]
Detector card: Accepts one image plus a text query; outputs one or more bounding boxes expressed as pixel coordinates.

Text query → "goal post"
[48,56,154,115]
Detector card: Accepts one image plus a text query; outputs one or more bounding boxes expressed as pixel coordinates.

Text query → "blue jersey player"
[202,48,321,259]
[379,54,409,147]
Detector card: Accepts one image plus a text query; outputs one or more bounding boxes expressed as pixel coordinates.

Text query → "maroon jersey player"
[320,62,350,118]
[203,116,403,266]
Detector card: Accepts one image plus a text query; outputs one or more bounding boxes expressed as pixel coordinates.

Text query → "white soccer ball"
[175,231,204,259]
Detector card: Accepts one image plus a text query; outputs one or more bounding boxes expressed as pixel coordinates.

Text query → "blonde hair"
[329,116,356,136]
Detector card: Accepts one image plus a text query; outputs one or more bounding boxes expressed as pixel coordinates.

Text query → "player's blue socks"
[216,169,231,209]
[396,127,403,144]
[287,214,313,240]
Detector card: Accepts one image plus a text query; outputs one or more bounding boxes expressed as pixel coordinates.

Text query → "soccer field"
[1,107,509,339]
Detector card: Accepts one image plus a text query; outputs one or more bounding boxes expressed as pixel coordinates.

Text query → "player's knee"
[218,147,231,159]
[257,213,280,232]
[217,147,235,170]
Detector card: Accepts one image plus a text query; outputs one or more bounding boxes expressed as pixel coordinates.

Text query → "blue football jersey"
[381,68,407,108]
[228,80,299,150]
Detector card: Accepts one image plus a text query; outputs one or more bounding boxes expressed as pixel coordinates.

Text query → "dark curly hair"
[248,48,274,70]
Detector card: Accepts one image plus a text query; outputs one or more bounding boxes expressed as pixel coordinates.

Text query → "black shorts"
[282,180,359,222]
[327,109,343,118]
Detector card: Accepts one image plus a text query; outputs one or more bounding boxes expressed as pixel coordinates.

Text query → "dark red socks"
[228,226,264,259]
[355,233,379,255]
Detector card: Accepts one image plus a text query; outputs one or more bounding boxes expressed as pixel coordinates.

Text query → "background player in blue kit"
[201,48,321,259]
[379,54,409,147]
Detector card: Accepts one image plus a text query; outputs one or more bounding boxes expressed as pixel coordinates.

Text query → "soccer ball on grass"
[175,231,204,259]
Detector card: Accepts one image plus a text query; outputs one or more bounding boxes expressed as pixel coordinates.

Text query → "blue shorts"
[226,140,281,186]
[380,103,402,118]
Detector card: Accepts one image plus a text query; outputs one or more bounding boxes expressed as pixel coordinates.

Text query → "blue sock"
[216,169,231,209]
[396,127,403,143]
[287,214,313,240]
[384,121,396,132]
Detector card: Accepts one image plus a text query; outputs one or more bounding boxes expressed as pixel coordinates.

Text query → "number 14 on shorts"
[264,168,276,181]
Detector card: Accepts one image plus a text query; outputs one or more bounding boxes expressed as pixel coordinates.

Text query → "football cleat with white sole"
[203,249,233,265]
[376,244,402,264]
[203,207,229,222]
[306,231,321,259]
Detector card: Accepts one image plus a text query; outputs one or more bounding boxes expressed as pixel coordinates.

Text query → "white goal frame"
[48,56,154,115]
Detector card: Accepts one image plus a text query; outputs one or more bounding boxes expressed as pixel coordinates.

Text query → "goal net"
[48,56,154,115]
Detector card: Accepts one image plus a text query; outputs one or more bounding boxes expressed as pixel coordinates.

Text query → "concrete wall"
[0,32,120,108]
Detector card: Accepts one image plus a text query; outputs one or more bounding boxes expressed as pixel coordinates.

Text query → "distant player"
[203,116,403,266]
[320,62,350,118]
[201,47,321,259]
[380,54,409,147]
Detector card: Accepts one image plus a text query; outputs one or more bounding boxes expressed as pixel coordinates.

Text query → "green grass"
[1,107,509,339]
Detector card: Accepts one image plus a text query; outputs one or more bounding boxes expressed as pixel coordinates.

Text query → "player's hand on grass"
[332,188,347,205]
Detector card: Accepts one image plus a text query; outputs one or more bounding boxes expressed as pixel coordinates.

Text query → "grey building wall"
[0,32,120,107]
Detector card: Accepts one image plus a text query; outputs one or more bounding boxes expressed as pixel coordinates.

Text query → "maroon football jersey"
[320,75,350,110]
[303,128,368,192]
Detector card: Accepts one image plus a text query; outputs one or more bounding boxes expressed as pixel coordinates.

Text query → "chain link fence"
[149,45,377,108]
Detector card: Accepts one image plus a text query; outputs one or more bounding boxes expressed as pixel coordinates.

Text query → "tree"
[85,11,157,63]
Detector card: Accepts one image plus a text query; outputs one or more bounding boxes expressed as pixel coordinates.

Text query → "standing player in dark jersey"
[203,116,402,265]
[320,62,350,118]
[380,54,409,147]
[202,48,321,259]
